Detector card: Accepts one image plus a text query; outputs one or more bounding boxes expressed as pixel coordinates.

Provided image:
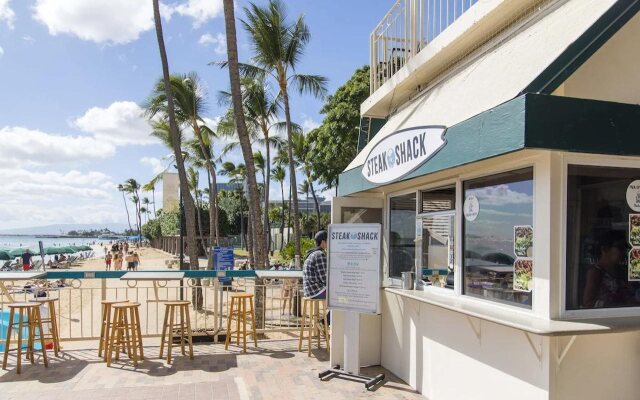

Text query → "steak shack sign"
[362,126,447,184]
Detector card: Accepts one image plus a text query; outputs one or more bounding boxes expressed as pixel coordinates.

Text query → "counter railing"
[0,270,304,342]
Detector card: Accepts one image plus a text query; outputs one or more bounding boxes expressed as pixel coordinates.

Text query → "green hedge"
[281,237,316,262]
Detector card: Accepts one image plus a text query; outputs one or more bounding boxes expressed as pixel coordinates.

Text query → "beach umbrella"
[69,246,83,252]
[79,245,93,251]
[57,246,76,254]
[44,247,63,255]
[8,248,32,257]
[0,251,11,260]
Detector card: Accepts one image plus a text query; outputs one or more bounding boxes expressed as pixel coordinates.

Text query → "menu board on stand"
[320,223,384,390]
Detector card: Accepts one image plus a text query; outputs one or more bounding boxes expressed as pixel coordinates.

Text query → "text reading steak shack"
[362,126,447,184]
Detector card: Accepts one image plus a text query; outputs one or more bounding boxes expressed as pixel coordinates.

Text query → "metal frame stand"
[319,365,385,391]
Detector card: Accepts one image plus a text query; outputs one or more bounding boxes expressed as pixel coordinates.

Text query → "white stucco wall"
[381,291,552,400]
[560,12,640,105]
[552,332,640,400]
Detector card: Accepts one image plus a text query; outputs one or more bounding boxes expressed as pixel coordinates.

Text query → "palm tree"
[145,73,220,262]
[187,165,206,257]
[142,182,157,217]
[220,161,253,265]
[152,0,200,274]
[271,165,286,250]
[117,183,133,233]
[219,78,285,256]
[122,178,142,242]
[292,131,322,231]
[222,0,267,271]
[228,0,328,266]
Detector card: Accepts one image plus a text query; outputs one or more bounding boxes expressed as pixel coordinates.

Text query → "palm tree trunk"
[280,85,302,267]
[280,181,285,251]
[223,0,267,330]
[195,192,204,257]
[307,176,321,231]
[121,191,133,233]
[246,205,254,267]
[193,122,219,252]
[287,184,292,248]
[264,130,271,256]
[152,0,200,272]
[223,0,266,270]
[152,187,157,217]
[206,169,215,269]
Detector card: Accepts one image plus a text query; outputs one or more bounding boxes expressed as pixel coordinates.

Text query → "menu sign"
[327,224,382,314]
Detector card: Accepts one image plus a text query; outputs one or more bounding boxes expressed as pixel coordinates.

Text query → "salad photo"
[514,225,533,257]
[629,248,640,281]
[629,214,640,246]
[514,258,533,292]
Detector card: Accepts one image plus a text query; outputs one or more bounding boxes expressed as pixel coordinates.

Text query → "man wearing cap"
[303,230,328,299]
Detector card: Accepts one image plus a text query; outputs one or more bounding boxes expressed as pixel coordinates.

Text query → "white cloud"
[471,184,533,206]
[0,126,114,166]
[301,115,320,132]
[33,0,155,45]
[199,32,226,54]
[0,0,15,29]
[0,46,3,59]
[72,101,156,145]
[174,0,223,28]
[140,156,166,175]
[23,35,35,43]
[32,0,223,45]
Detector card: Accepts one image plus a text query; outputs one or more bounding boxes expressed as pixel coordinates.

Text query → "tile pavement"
[0,339,425,400]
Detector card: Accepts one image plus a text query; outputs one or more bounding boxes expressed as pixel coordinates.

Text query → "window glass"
[420,187,455,213]
[566,165,640,310]
[341,207,383,224]
[418,214,455,289]
[463,168,534,308]
[389,193,416,279]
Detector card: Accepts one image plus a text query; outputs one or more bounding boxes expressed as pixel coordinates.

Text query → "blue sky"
[0,0,392,230]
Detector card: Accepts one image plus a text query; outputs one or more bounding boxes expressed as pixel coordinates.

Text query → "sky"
[0,0,392,231]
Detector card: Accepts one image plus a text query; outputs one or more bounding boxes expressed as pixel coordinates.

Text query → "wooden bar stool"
[224,293,257,353]
[98,300,126,360]
[298,298,330,356]
[29,298,61,357]
[159,301,193,363]
[2,303,49,374]
[106,302,143,367]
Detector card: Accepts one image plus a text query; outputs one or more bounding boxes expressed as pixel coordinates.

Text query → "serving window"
[417,187,455,289]
[462,168,534,308]
[565,165,640,310]
[389,193,417,279]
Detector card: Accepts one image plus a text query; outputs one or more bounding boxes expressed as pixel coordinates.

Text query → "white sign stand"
[319,223,385,390]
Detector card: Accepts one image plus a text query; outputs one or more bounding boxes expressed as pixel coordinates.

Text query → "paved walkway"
[0,339,424,400]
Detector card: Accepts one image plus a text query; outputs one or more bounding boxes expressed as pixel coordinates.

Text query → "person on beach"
[133,251,140,270]
[105,253,112,271]
[125,251,136,271]
[124,242,129,253]
[21,250,33,271]
[114,252,122,271]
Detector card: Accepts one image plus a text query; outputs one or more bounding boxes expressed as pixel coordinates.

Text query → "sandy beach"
[2,246,299,342]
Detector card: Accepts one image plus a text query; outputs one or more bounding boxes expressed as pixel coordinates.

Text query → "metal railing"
[371,0,479,92]
[0,270,305,342]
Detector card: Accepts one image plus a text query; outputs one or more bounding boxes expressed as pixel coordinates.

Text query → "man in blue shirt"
[22,250,32,271]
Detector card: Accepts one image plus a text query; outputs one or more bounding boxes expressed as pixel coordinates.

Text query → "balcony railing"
[370,0,479,93]
[0,270,304,342]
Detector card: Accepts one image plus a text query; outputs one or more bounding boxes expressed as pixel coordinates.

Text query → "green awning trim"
[338,93,640,196]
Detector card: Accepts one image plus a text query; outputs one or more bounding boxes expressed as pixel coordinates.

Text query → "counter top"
[386,288,640,337]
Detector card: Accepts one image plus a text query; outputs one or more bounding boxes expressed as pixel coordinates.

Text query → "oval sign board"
[362,126,447,184]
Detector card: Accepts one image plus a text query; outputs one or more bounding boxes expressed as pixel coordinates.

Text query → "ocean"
[0,235,104,250]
